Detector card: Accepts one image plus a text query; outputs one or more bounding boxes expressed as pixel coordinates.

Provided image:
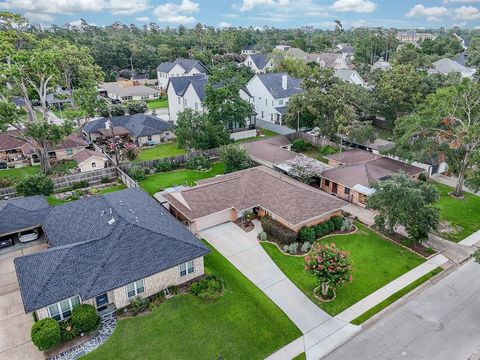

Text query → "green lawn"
[147,98,168,110]
[137,142,186,162]
[82,243,301,360]
[46,184,128,206]
[0,165,40,183]
[351,267,443,325]
[234,127,281,144]
[139,162,225,195]
[434,182,480,242]
[261,223,425,316]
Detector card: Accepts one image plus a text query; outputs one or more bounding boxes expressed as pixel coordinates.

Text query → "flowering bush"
[304,243,352,299]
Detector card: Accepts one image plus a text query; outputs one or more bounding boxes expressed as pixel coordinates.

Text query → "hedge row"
[261,216,297,245]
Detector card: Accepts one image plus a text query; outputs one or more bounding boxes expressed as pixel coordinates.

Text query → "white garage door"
[195,210,231,231]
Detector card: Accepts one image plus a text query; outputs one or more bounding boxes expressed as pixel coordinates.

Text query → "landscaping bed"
[372,226,436,258]
[433,182,480,242]
[47,181,127,205]
[261,222,425,316]
[82,243,301,360]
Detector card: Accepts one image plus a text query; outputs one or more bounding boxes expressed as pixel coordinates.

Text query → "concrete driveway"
[200,221,332,334]
[0,244,46,360]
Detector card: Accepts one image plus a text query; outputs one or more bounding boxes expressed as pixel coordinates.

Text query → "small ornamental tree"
[125,100,147,115]
[220,144,251,173]
[16,174,54,196]
[304,243,352,300]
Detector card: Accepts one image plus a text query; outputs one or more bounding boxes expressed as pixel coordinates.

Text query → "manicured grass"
[434,182,480,242]
[136,142,186,162]
[0,165,40,183]
[146,98,168,110]
[351,267,443,325]
[46,195,69,206]
[293,353,306,360]
[234,127,281,143]
[261,223,425,316]
[139,162,226,195]
[82,243,301,360]
[49,160,77,175]
[46,184,128,206]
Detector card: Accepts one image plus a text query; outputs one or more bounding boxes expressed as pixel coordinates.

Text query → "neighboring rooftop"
[73,148,108,165]
[256,73,303,99]
[100,81,161,97]
[168,74,209,101]
[14,189,210,312]
[372,58,392,71]
[321,156,425,189]
[241,136,295,165]
[156,58,208,74]
[325,149,380,166]
[248,54,270,70]
[0,196,51,236]
[428,58,476,77]
[83,114,174,139]
[0,131,88,154]
[162,166,345,228]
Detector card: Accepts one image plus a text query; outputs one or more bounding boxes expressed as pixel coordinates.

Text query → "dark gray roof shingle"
[14,189,209,312]
[257,73,303,99]
[82,114,174,138]
[156,58,208,74]
[0,196,50,235]
[249,54,269,70]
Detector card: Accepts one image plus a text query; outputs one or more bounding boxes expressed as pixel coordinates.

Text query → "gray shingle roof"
[82,114,174,139]
[156,58,208,74]
[0,196,51,235]
[249,54,269,70]
[257,73,303,99]
[14,188,210,312]
[168,75,209,101]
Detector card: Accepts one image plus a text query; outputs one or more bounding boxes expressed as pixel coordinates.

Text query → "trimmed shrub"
[319,145,339,155]
[129,166,147,181]
[261,216,297,245]
[71,180,89,190]
[185,155,211,171]
[130,297,149,315]
[341,218,354,232]
[155,160,173,173]
[283,242,299,255]
[291,139,311,152]
[100,176,111,184]
[258,231,268,241]
[31,318,61,351]
[331,216,344,231]
[298,226,316,243]
[324,220,335,234]
[16,174,54,196]
[301,241,311,253]
[190,275,224,300]
[71,304,99,332]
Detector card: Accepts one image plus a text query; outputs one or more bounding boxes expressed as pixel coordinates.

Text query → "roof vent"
[109,207,112,215]
[108,218,116,225]
[100,210,105,216]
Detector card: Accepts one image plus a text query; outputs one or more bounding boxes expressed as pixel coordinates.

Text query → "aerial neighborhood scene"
[1,0,480,359]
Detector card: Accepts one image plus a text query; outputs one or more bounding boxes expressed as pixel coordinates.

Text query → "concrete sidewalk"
[431,174,479,195]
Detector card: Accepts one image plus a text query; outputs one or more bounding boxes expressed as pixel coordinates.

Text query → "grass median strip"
[351,267,443,325]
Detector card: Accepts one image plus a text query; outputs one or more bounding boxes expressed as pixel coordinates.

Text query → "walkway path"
[431,174,479,195]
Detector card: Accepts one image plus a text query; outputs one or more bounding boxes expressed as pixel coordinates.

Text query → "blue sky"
[2,0,480,29]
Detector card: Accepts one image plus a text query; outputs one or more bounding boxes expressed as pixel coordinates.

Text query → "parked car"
[18,229,39,243]
[0,236,14,249]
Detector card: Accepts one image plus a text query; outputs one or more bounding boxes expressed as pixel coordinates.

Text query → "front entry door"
[332,183,338,194]
[95,293,109,311]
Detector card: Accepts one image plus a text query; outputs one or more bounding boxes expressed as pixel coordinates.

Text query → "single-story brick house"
[160,166,346,233]
[0,131,88,167]
[240,136,294,168]
[12,189,209,320]
[321,150,425,206]
[82,114,175,147]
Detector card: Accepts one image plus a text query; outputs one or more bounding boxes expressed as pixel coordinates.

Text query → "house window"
[47,295,81,321]
[153,93,159,98]
[147,135,152,141]
[279,99,284,105]
[344,187,350,195]
[265,99,267,106]
[261,111,264,118]
[66,149,73,156]
[91,162,96,168]
[178,97,181,104]
[179,260,195,277]
[126,279,145,298]
[324,179,330,186]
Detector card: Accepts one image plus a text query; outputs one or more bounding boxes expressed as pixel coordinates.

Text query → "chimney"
[281,74,288,90]
[105,120,110,129]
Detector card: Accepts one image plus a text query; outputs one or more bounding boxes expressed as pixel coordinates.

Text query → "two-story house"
[245,73,302,125]
[242,54,275,74]
[156,58,209,91]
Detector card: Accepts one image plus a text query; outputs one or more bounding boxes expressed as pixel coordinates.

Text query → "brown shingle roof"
[73,149,107,165]
[163,166,345,228]
[325,149,380,166]
[321,157,425,188]
[97,126,130,137]
[0,130,29,151]
[0,132,88,154]
[241,136,295,165]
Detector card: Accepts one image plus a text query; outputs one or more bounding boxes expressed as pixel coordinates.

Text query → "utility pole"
[130,56,134,80]
[108,117,120,165]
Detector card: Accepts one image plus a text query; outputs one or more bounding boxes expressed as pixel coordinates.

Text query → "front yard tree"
[394,79,480,197]
[126,100,148,115]
[175,109,230,151]
[0,13,101,173]
[220,144,251,173]
[340,120,376,145]
[367,173,440,245]
[304,243,352,300]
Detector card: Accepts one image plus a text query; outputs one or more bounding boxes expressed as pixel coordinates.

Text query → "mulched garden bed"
[372,226,436,258]
[234,219,255,232]
[44,328,97,358]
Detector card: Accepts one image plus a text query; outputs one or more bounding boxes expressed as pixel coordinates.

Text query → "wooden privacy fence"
[0,167,117,199]
[120,147,221,172]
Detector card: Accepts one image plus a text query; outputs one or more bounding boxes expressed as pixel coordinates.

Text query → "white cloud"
[153,0,199,24]
[24,12,54,22]
[443,0,480,3]
[217,21,232,28]
[454,5,480,19]
[331,0,376,13]
[238,0,290,12]
[406,4,448,22]
[0,0,150,17]
[135,16,151,22]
